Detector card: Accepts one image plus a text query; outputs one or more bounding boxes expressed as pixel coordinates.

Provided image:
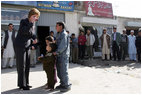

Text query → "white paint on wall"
[65,12,79,37]
[81,17,117,25]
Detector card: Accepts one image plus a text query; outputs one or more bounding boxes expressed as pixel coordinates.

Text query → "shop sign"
[1,1,37,6]
[1,8,28,21]
[37,1,74,11]
[84,1,113,18]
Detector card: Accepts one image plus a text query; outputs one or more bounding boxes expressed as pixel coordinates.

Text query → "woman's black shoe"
[27,85,32,88]
[19,86,30,90]
[23,86,30,90]
[19,87,23,89]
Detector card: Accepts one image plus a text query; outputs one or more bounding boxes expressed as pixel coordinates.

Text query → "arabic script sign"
[37,1,74,12]
[84,1,113,18]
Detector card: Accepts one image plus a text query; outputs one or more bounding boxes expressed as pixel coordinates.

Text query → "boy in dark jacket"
[38,37,57,90]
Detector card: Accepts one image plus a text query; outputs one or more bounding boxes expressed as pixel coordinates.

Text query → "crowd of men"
[1,24,141,69]
[70,26,141,63]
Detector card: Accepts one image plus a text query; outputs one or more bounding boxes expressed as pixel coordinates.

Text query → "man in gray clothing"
[120,29,128,61]
[71,33,78,63]
[53,22,71,92]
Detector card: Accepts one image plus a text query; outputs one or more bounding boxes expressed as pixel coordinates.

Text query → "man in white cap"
[128,30,137,61]
[120,28,128,61]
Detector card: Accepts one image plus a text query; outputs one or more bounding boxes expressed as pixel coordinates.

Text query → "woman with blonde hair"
[14,8,40,90]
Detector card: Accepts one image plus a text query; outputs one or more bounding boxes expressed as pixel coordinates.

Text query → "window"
[1,8,28,26]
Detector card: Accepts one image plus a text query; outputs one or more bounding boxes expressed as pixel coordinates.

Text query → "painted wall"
[117,17,141,34]
[65,12,79,37]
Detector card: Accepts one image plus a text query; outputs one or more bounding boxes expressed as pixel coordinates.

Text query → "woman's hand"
[31,46,35,50]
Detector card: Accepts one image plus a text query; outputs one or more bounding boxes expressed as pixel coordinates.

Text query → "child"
[38,37,57,90]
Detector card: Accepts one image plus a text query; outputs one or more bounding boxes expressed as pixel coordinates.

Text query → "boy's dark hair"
[8,23,13,26]
[80,31,84,33]
[56,21,65,29]
[87,28,92,32]
[50,31,54,34]
[49,42,57,52]
[66,30,69,34]
[45,36,53,42]
[71,33,75,36]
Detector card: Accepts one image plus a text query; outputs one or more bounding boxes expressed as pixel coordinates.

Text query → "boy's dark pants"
[43,62,57,89]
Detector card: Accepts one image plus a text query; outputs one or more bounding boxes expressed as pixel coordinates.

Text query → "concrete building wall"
[77,11,141,35]
[65,12,79,37]
[117,17,141,34]
[37,11,65,35]
[117,17,126,34]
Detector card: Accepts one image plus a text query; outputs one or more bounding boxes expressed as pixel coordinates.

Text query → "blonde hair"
[28,8,40,18]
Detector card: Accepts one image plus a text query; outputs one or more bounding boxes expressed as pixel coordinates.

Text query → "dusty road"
[1,59,141,94]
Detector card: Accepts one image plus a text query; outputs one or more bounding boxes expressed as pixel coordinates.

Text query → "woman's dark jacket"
[14,18,36,49]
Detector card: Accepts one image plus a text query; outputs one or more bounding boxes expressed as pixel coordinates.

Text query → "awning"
[125,21,141,27]
[1,20,20,25]
[80,17,117,26]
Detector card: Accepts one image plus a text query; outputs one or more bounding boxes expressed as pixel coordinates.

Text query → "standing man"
[54,22,71,92]
[14,8,40,90]
[111,26,121,61]
[86,29,95,60]
[71,33,78,63]
[136,29,141,62]
[50,31,56,42]
[66,31,72,62]
[2,23,16,69]
[100,28,111,61]
[120,29,128,61]
[78,31,86,60]
[128,30,137,61]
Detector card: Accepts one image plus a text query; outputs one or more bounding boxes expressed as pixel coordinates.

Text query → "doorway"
[37,26,50,56]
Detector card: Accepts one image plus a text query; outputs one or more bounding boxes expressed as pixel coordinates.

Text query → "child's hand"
[37,56,42,60]
[53,52,57,55]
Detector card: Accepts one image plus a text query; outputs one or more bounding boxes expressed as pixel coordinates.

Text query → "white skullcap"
[123,28,126,31]
[130,30,134,33]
